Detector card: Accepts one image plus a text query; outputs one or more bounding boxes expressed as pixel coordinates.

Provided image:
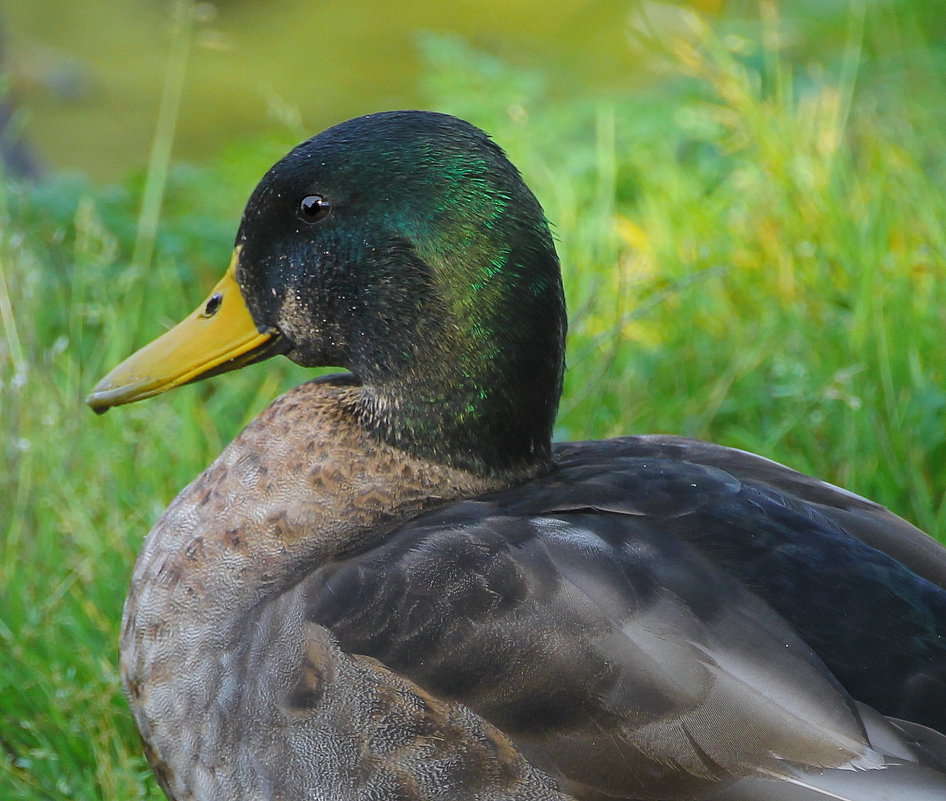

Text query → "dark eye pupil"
[299,194,330,221]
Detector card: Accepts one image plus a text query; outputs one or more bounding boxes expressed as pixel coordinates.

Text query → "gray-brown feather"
[121,376,564,800]
[122,381,946,800]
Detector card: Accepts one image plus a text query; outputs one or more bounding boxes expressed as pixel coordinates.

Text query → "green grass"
[4,3,946,798]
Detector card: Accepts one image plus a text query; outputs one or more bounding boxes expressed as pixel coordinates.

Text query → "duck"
[87,110,946,801]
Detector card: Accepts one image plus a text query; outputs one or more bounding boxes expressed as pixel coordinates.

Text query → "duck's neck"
[355,362,560,476]
[351,258,567,475]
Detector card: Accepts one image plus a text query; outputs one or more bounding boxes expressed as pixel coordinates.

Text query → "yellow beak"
[86,249,280,413]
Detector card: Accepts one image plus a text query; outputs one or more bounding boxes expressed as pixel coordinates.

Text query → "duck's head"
[88,111,566,475]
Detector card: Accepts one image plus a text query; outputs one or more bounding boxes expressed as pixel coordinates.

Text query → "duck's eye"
[298,194,331,222]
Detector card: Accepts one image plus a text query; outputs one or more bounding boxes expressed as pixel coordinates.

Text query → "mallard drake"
[88,111,946,801]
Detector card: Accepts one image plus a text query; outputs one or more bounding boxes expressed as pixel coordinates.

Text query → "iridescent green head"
[89,111,566,475]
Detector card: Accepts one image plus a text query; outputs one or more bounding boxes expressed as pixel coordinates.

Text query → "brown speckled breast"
[120,375,566,801]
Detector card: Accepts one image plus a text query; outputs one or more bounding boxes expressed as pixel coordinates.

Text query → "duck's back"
[305,435,946,798]
[589,434,946,730]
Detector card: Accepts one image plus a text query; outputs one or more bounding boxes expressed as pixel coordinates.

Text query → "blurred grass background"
[3,0,946,798]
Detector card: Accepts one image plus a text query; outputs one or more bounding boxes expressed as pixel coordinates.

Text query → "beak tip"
[85,391,111,414]
[85,375,150,413]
